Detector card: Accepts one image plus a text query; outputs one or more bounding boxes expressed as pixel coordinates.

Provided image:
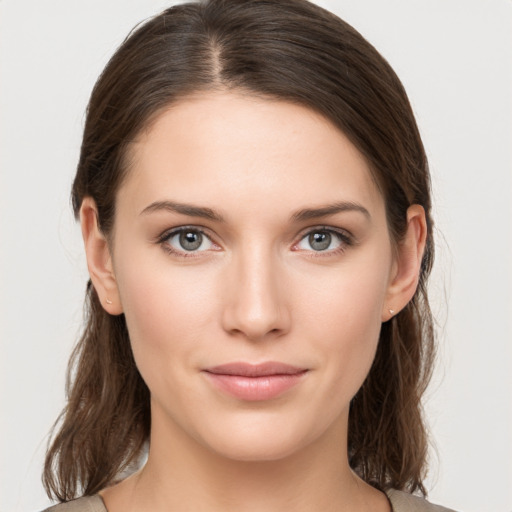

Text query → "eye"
[295,228,350,252]
[161,227,214,253]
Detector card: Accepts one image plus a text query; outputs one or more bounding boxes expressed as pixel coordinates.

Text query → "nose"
[221,246,291,342]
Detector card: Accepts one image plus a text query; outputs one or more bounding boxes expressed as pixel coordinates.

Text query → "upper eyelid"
[296,225,353,240]
[157,225,213,241]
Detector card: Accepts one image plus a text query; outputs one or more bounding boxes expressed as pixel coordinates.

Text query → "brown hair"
[44,0,435,501]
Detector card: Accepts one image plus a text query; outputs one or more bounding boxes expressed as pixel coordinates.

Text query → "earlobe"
[382,205,427,322]
[80,197,123,315]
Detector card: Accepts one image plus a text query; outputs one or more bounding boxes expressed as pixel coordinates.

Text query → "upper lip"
[204,362,307,377]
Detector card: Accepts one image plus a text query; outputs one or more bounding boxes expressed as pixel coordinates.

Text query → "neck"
[101,408,389,512]
[145,418,354,511]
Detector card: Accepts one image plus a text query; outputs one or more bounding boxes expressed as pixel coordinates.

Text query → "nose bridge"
[222,240,289,340]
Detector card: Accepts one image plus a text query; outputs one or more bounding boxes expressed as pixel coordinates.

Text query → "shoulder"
[386,489,459,512]
[41,495,107,512]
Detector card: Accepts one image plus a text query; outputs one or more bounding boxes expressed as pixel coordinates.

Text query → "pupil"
[180,231,202,251]
[309,231,331,251]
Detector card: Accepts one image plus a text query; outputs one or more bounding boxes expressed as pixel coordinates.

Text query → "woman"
[43,0,456,510]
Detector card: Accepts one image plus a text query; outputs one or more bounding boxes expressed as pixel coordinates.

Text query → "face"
[107,92,396,461]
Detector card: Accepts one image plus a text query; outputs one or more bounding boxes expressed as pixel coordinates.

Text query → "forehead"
[119,92,384,220]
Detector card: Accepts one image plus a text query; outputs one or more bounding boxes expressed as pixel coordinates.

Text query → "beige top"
[43,490,458,511]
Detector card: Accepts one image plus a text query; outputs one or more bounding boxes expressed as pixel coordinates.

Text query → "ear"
[80,197,123,315]
[382,204,427,322]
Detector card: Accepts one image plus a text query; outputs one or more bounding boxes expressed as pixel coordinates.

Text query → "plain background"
[1,1,511,511]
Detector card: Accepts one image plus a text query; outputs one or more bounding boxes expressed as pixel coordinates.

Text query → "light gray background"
[1,1,511,511]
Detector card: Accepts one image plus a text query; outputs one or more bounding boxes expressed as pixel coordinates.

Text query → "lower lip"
[203,372,307,401]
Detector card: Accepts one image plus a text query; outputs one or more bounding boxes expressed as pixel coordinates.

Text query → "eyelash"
[156,225,354,258]
[156,226,217,258]
[292,226,354,257]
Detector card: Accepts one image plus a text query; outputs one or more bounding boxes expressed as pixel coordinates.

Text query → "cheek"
[298,249,390,333]
[113,251,221,383]
[295,253,391,396]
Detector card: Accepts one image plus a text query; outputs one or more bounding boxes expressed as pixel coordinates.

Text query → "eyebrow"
[140,199,370,223]
[291,201,371,222]
[140,200,225,222]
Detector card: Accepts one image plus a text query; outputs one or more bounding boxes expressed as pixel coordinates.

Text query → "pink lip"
[203,362,308,401]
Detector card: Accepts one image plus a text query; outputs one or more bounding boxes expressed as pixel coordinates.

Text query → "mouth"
[202,362,309,401]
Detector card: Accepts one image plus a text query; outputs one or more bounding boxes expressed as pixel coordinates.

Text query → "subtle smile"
[202,362,309,401]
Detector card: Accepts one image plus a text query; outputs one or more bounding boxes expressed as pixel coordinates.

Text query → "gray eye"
[179,230,203,251]
[296,229,346,253]
[163,228,214,255]
[308,231,332,251]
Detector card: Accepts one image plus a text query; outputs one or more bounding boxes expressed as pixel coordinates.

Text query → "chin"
[207,434,309,463]
[194,409,340,464]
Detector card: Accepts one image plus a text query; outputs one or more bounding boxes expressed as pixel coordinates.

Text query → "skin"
[81,92,426,512]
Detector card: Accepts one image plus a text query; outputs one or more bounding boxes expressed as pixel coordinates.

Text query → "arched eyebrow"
[140,199,370,223]
[291,201,371,222]
[140,200,225,222]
